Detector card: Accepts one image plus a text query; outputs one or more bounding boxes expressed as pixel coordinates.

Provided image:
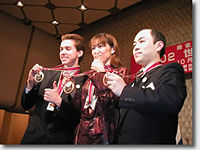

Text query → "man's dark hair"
[151,29,166,58]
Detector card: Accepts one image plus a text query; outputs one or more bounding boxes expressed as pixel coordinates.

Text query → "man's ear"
[111,48,115,54]
[155,41,164,53]
[78,50,83,58]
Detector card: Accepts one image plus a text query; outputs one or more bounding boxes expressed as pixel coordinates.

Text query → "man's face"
[59,40,81,67]
[132,29,158,67]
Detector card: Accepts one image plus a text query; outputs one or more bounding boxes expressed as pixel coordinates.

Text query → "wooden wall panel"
[0,110,6,139]
[6,113,29,144]
[0,111,29,144]
[0,12,32,108]
[13,28,61,113]
[0,12,60,112]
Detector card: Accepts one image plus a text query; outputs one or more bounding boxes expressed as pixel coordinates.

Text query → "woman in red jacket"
[75,33,129,144]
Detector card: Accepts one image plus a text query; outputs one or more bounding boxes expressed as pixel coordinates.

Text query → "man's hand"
[106,72,126,97]
[27,64,43,90]
[44,81,62,107]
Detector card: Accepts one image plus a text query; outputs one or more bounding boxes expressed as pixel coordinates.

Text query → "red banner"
[131,40,193,74]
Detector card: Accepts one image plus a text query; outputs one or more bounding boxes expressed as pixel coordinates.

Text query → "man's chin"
[62,61,69,65]
[135,59,142,65]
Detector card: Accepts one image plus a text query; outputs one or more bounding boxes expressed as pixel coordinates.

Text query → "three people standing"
[21,29,187,144]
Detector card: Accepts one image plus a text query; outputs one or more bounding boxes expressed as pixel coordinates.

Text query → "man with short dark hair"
[106,29,187,144]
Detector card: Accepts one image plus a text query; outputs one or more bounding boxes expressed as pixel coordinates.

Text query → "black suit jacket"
[118,62,187,144]
[21,70,86,144]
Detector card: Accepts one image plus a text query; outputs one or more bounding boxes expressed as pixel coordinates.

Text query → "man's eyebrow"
[60,46,71,49]
[133,37,144,45]
[138,37,144,41]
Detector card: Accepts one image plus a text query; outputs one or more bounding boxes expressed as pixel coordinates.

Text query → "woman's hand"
[91,59,105,72]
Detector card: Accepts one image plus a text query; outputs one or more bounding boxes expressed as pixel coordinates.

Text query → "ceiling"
[0,0,141,38]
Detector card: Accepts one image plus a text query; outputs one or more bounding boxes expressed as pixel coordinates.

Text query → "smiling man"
[21,34,85,144]
[106,29,187,144]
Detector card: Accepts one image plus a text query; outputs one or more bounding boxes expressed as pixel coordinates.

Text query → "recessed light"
[79,4,87,11]
[16,1,24,7]
[51,20,59,25]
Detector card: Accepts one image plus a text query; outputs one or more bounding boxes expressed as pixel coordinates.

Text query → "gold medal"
[63,80,75,94]
[35,71,44,83]
[103,74,108,86]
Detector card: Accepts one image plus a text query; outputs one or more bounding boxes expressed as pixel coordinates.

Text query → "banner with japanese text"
[161,40,192,73]
[130,40,193,74]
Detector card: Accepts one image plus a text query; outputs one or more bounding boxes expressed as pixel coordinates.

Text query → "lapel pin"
[142,77,147,83]
[76,84,80,89]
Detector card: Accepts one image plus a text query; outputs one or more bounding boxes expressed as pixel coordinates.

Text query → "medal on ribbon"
[35,71,44,83]
[103,73,109,86]
[63,80,75,94]
[103,69,122,86]
[34,64,80,83]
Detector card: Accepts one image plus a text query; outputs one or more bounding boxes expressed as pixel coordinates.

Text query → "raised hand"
[106,72,127,97]
[91,58,105,72]
[27,64,43,90]
[44,81,62,107]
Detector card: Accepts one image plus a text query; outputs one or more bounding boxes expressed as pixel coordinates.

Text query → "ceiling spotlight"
[16,1,24,7]
[51,20,59,25]
[79,4,87,11]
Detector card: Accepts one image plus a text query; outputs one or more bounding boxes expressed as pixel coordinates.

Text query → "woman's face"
[91,40,114,65]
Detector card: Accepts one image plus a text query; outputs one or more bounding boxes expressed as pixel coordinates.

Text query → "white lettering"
[180,59,185,64]
[187,57,193,63]
[177,45,183,50]
[168,52,175,61]
[161,54,166,63]
[184,48,192,58]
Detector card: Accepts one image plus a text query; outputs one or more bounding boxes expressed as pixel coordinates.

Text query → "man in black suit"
[106,29,187,144]
[21,34,86,144]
